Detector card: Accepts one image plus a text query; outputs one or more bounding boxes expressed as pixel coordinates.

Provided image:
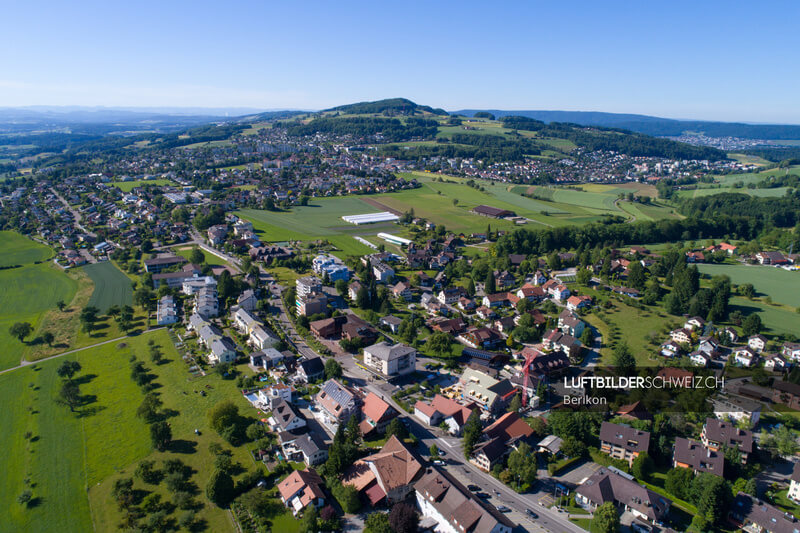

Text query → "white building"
[363,342,416,377]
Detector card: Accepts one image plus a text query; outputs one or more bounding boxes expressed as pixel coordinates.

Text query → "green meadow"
[0,233,78,370]
[696,263,800,307]
[0,329,273,533]
[0,231,52,266]
[109,179,175,192]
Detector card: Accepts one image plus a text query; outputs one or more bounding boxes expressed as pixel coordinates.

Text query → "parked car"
[526,509,538,519]
[467,484,481,492]
[496,505,511,513]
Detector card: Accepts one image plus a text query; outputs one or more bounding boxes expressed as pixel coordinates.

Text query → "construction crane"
[521,349,541,407]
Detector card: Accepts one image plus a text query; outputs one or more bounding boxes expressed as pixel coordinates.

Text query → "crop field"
[83,261,133,313]
[696,263,799,307]
[109,179,174,192]
[0,231,52,267]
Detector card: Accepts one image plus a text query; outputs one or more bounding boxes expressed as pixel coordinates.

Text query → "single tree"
[389,502,419,533]
[591,502,619,533]
[42,331,55,347]
[364,511,392,533]
[57,381,82,412]
[56,360,82,382]
[150,421,172,451]
[324,358,343,380]
[189,247,205,265]
[9,322,33,342]
[206,469,235,507]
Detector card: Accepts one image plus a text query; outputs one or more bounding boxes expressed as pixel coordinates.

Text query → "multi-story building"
[362,342,416,377]
[599,422,651,466]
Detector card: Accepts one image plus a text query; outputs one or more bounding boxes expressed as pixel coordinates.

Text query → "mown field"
[708,164,800,186]
[83,261,134,313]
[0,233,78,370]
[0,231,53,266]
[696,263,800,307]
[0,329,275,533]
[109,179,175,192]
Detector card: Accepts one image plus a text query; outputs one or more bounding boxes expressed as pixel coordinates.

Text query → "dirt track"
[361,197,403,216]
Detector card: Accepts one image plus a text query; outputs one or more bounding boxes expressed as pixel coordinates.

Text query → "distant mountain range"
[453,109,800,140]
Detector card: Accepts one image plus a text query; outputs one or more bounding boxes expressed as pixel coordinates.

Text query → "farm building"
[341,211,399,225]
[471,205,515,218]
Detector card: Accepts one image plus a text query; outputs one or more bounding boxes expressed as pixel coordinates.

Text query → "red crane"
[521,349,540,407]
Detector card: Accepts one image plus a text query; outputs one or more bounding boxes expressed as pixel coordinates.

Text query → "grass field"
[696,263,800,307]
[83,262,134,313]
[675,186,790,199]
[0,231,52,267]
[0,329,273,533]
[729,297,799,336]
[0,233,78,370]
[708,164,800,187]
[109,179,175,192]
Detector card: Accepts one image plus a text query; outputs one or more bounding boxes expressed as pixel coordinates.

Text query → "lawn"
[696,263,800,307]
[83,261,134,313]
[109,179,175,192]
[0,261,78,370]
[0,231,52,267]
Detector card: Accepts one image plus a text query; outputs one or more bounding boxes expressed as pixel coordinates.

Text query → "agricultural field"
[238,172,682,258]
[0,231,52,267]
[675,186,790,199]
[83,261,134,313]
[728,297,799,336]
[109,179,175,192]
[0,329,268,533]
[708,164,800,187]
[696,263,800,307]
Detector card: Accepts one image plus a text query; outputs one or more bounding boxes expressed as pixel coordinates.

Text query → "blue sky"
[2,1,799,122]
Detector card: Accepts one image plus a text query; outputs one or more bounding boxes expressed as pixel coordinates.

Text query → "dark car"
[467,484,481,492]
[526,509,538,519]
[476,492,490,499]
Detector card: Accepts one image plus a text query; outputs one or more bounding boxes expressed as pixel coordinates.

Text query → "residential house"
[764,353,788,372]
[788,463,800,503]
[257,383,293,408]
[616,401,652,422]
[250,325,278,350]
[575,469,671,525]
[194,287,219,318]
[782,342,800,362]
[733,346,759,367]
[773,380,800,410]
[516,284,546,302]
[459,327,505,350]
[729,492,799,533]
[670,328,693,345]
[277,468,326,516]
[363,342,416,377]
[756,251,789,265]
[673,437,724,477]
[315,379,361,427]
[748,334,768,353]
[268,398,307,433]
[208,337,237,365]
[690,351,711,367]
[391,281,412,301]
[143,253,186,273]
[280,433,328,467]
[237,289,258,312]
[156,295,178,325]
[566,295,592,311]
[342,435,422,506]
[712,395,761,426]
[414,394,476,436]
[415,468,514,533]
[599,422,651,467]
[457,368,517,413]
[360,392,398,436]
[297,357,325,383]
[542,279,570,301]
[701,418,753,463]
[379,315,402,334]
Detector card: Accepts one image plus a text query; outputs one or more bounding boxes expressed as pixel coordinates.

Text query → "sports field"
[0,231,52,267]
[696,263,800,307]
[83,261,133,313]
[0,233,78,370]
[109,179,175,192]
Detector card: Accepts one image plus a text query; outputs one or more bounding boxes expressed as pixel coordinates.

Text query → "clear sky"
[2,1,799,123]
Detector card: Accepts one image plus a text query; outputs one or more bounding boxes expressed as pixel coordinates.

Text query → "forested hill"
[325,98,448,116]
[500,116,726,160]
[456,109,800,140]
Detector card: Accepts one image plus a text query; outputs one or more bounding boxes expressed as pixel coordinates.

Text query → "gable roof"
[362,392,397,425]
[484,411,534,442]
[599,422,650,453]
[277,468,325,507]
[576,468,670,522]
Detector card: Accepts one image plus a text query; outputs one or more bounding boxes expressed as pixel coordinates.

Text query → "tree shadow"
[160,408,181,420]
[76,405,106,418]
[168,439,198,454]
[26,496,43,508]
[74,373,98,386]
[53,342,69,349]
